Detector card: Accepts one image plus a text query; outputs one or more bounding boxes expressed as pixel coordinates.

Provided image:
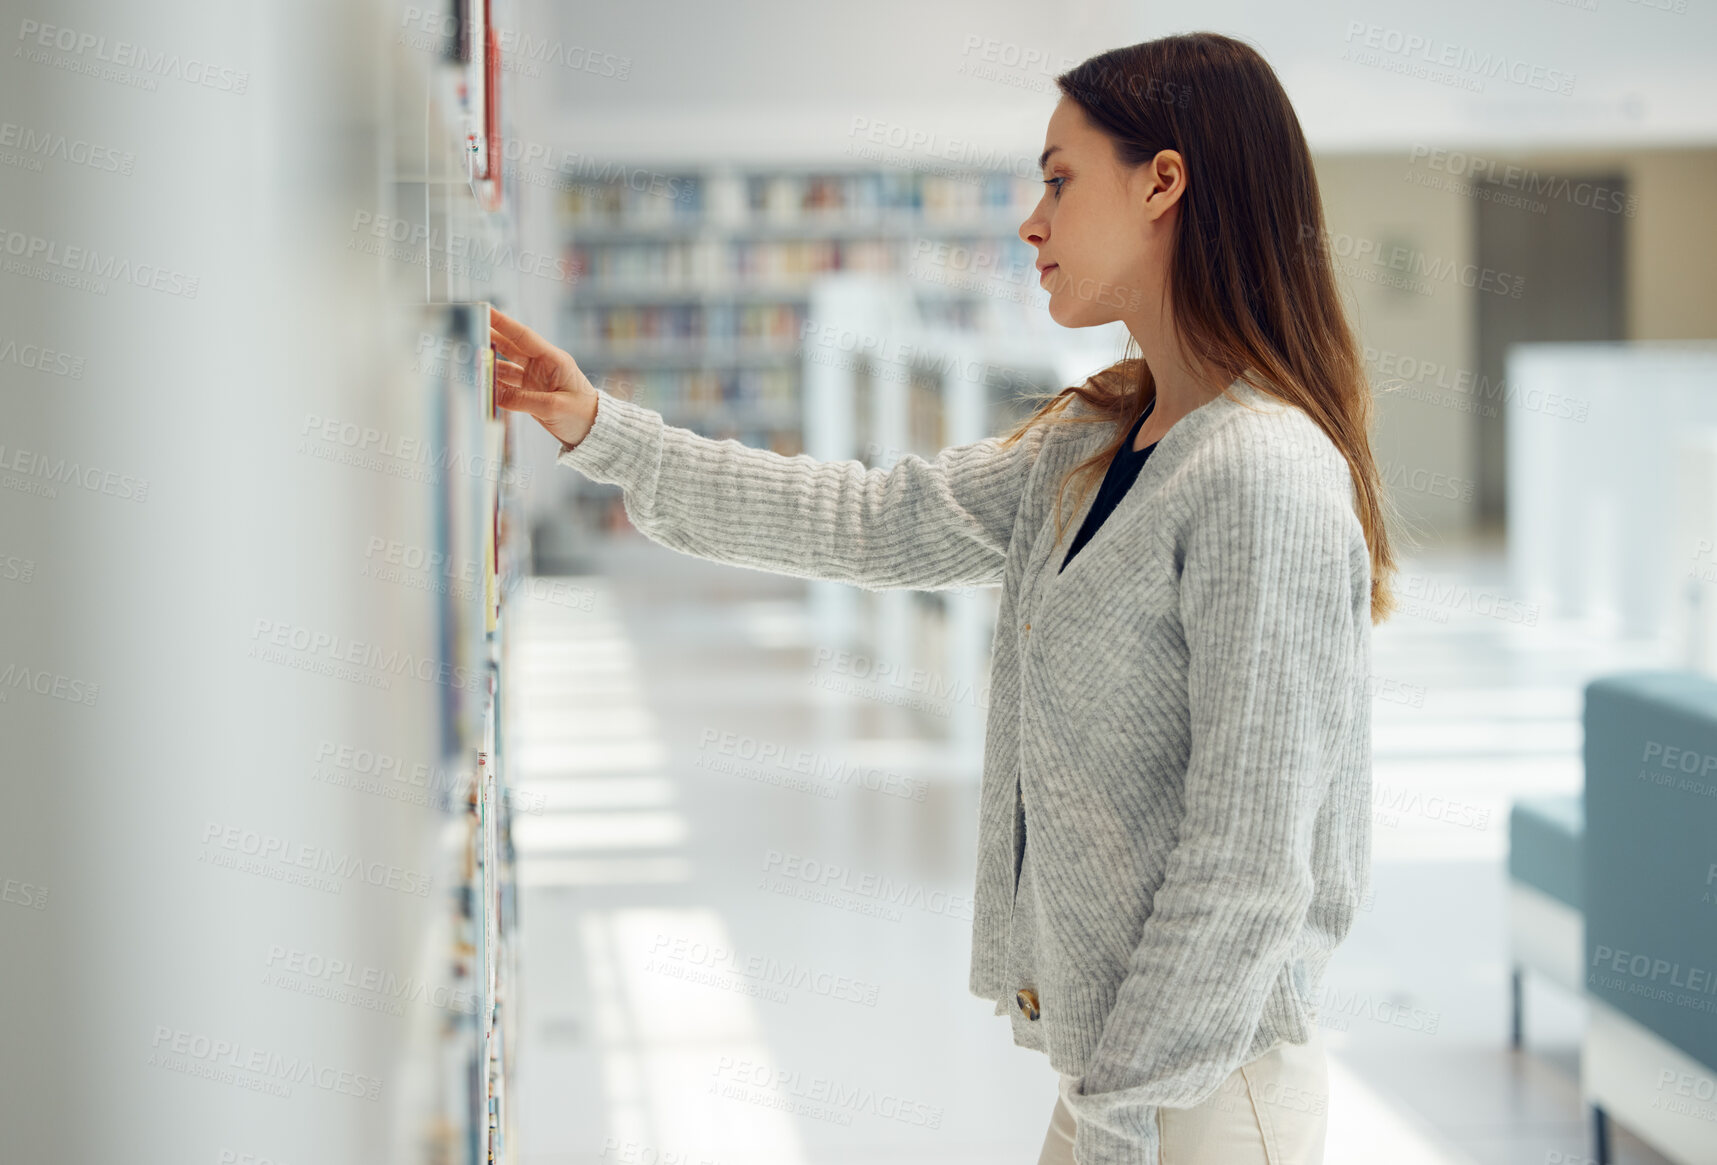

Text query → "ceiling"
[513,0,1715,163]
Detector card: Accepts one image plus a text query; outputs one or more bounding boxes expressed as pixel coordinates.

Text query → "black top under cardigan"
[1059,396,1160,574]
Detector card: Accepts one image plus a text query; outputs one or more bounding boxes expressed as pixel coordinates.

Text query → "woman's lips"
[1039,264,1058,284]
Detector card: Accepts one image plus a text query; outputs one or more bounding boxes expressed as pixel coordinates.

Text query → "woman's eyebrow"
[1038,145,1062,170]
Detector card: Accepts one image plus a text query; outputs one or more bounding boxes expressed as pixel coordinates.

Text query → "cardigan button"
[1015,987,1040,1020]
[1023,622,1030,633]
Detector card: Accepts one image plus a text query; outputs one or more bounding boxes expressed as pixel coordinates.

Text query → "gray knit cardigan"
[556,374,1374,1165]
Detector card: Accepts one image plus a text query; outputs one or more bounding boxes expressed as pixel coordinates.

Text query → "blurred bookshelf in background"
[558,165,1044,436]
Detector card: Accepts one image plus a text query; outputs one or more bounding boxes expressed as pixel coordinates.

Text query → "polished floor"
[508,531,1682,1165]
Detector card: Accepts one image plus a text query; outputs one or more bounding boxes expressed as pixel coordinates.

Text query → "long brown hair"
[999,32,1399,623]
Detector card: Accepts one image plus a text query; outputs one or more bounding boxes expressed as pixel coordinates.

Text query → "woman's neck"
[1133,358,1233,451]
[1124,307,1234,448]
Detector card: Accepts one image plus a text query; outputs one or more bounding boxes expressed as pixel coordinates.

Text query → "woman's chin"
[1046,300,1110,330]
[1045,293,1078,328]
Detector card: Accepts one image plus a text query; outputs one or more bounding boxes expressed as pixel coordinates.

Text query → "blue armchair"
[1509,670,1717,1165]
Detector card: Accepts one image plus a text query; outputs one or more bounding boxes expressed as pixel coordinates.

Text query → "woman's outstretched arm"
[491,307,1055,592]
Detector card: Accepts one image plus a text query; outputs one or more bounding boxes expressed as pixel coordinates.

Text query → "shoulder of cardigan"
[1055,375,1285,479]
[1028,376,1297,570]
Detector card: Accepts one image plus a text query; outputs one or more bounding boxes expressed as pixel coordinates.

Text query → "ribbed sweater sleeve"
[554,387,1053,591]
[1062,416,1367,1165]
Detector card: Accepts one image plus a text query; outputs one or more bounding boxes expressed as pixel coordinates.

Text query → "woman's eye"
[1043,176,1066,197]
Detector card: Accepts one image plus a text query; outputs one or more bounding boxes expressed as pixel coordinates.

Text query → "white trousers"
[1036,1026,1329,1165]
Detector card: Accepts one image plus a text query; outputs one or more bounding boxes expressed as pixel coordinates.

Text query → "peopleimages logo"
[348,211,579,285]
[1299,224,1524,298]
[15,19,250,94]
[396,7,632,81]
[2,877,48,911]
[1589,942,1717,1005]
[1641,739,1717,780]
[0,224,199,298]
[0,661,98,706]
[1406,145,1635,218]
[696,727,929,803]
[1340,22,1576,96]
[248,617,486,694]
[263,944,478,1017]
[1395,574,1539,626]
[298,412,525,491]
[0,121,135,175]
[847,116,1038,180]
[645,931,884,1008]
[0,336,86,378]
[710,1054,944,1130]
[809,644,990,714]
[0,443,149,502]
[200,820,434,897]
[760,849,974,922]
[147,1024,381,1101]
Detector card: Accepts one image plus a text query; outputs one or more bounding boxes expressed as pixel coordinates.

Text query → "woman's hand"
[489,306,600,448]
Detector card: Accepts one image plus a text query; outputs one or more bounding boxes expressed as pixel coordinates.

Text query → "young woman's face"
[1019,96,1183,329]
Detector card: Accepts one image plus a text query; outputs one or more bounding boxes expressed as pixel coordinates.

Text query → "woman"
[493,31,1395,1165]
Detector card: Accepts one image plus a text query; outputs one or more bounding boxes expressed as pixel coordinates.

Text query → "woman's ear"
[1139,149,1187,222]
